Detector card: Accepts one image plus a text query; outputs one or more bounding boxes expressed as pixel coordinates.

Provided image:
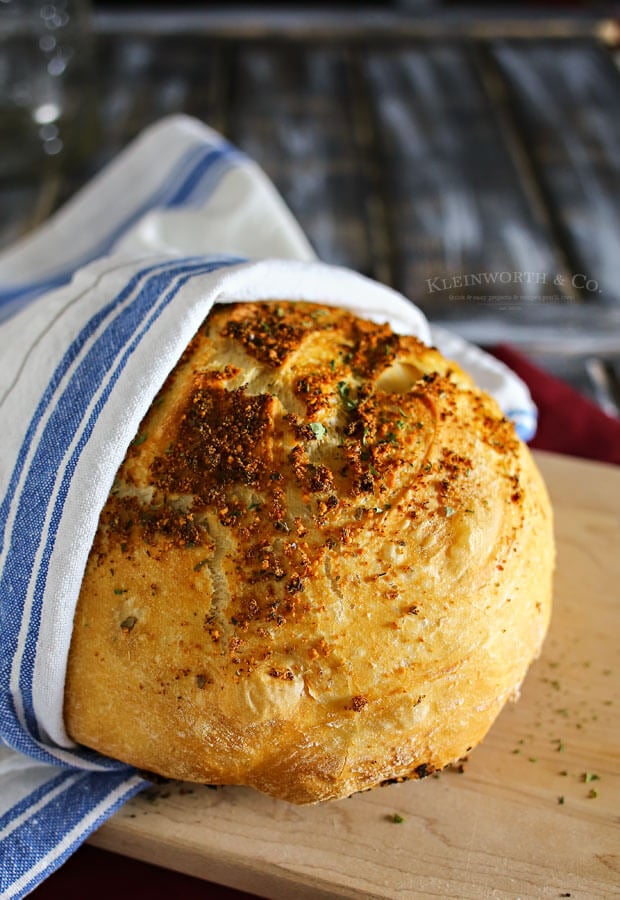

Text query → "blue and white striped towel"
[0,115,537,898]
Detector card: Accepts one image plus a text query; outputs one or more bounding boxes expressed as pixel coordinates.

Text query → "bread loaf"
[64,301,554,803]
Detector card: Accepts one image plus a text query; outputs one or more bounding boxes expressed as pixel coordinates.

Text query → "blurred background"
[1,0,619,412]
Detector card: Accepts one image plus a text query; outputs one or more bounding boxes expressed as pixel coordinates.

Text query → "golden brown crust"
[64,301,554,803]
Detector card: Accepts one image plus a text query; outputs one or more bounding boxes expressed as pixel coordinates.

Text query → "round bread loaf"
[64,301,554,803]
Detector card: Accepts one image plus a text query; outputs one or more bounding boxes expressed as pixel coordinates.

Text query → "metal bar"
[93,8,614,42]
[585,357,620,417]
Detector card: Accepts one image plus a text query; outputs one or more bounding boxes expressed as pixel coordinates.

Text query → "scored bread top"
[65,301,553,803]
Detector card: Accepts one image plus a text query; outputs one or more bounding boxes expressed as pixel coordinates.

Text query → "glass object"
[0,0,93,244]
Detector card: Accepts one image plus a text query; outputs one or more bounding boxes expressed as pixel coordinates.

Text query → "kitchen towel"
[0,115,537,898]
[492,344,620,465]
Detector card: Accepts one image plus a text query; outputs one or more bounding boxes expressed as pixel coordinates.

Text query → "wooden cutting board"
[90,451,620,899]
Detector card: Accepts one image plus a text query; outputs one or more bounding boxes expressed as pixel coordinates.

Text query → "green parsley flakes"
[337,381,357,411]
[309,422,327,440]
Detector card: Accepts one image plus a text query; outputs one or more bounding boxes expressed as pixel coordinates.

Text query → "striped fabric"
[0,116,537,898]
[0,116,314,323]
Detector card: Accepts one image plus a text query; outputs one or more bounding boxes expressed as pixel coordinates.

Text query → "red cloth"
[492,344,620,465]
[30,343,620,900]
[31,845,257,899]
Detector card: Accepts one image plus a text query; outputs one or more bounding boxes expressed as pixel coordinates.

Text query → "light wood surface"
[90,451,620,899]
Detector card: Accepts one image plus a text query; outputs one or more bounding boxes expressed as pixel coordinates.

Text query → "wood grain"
[90,451,620,899]
[492,39,620,305]
[362,44,565,314]
[228,44,371,275]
